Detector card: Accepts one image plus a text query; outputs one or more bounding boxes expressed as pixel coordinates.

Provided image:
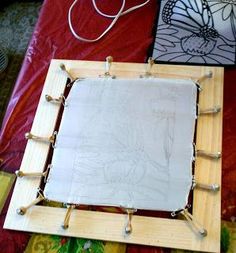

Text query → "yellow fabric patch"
[0,171,15,213]
[104,241,126,253]
[24,234,58,253]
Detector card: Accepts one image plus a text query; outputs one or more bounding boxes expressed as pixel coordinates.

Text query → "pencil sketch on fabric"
[44,77,197,212]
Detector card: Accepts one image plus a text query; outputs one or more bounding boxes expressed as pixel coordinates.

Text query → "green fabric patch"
[221,225,230,252]
[25,234,126,253]
[0,171,15,213]
[221,221,236,253]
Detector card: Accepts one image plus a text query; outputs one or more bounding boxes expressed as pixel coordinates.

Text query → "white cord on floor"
[68,0,151,42]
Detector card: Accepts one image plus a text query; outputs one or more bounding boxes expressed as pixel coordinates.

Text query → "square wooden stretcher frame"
[4,59,223,252]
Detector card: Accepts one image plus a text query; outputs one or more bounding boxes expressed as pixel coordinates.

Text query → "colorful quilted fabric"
[25,235,126,253]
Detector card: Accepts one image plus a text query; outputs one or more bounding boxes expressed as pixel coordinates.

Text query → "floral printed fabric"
[152,0,236,65]
[23,202,126,253]
[24,235,126,253]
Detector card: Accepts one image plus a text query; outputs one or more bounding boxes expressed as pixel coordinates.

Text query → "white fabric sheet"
[44,78,197,211]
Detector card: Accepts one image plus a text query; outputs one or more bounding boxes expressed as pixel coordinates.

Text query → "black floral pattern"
[152,0,236,65]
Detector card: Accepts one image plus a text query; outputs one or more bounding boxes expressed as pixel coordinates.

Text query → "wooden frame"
[4,59,223,252]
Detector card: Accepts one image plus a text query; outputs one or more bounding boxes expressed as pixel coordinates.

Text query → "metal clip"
[180,209,207,237]
[45,94,67,107]
[62,204,76,229]
[124,208,137,234]
[198,106,221,115]
[60,63,74,81]
[16,190,45,215]
[196,150,221,160]
[100,56,116,78]
[196,71,213,85]
[66,78,84,87]
[25,131,57,147]
[140,57,154,78]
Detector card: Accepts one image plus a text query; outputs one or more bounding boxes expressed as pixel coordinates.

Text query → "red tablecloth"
[0,0,235,252]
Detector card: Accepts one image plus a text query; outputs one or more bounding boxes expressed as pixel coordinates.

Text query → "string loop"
[68,0,150,42]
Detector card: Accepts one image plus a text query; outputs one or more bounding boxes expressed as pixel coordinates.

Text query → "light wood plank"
[192,67,223,252]
[3,206,217,251]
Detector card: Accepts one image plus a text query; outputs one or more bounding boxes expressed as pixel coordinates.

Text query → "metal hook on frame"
[193,143,221,160]
[198,105,221,116]
[192,180,220,192]
[100,56,116,79]
[16,189,45,215]
[180,209,207,237]
[140,57,154,78]
[66,78,85,87]
[60,63,75,82]
[15,166,49,179]
[124,208,137,234]
[45,94,67,107]
[25,131,57,147]
[62,204,76,229]
[171,206,207,237]
[195,71,213,86]
[196,150,221,160]
[15,165,50,183]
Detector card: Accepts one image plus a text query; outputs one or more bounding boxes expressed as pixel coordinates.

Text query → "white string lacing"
[68,0,151,42]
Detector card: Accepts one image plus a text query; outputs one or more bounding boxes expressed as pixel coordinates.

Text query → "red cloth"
[222,68,236,220]
[0,0,235,252]
[0,0,158,171]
